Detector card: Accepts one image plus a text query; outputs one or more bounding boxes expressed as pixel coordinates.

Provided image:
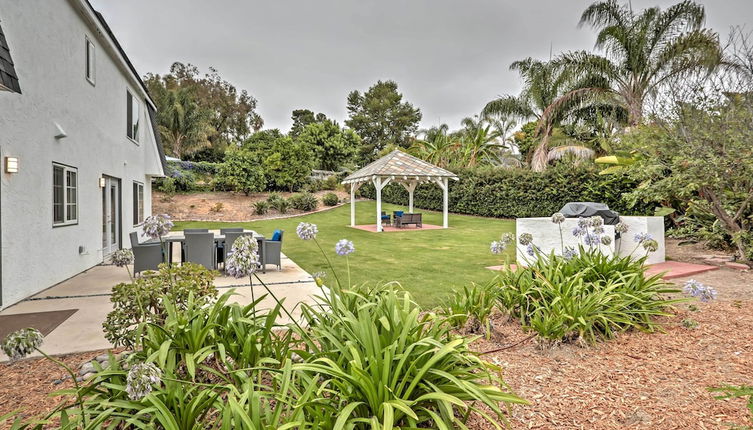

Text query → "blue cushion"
[271,230,281,241]
[395,211,404,217]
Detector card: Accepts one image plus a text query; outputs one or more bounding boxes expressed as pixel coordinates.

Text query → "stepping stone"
[645,261,718,279]
[725,261,750,271]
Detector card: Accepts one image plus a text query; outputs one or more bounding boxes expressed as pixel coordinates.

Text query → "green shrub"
[496,248,679,345]
[304,179,323,193]
[266,192,283,204]
[154,176,177,194]
[270,197,290,214]
[360,165,652,218]
[322,175,340,190]
[288,192,318,211]
[214,149,266,195]
[296,283,526,427]
[102,263,218,348]
[322,192,339,206]
[253,200,269,215]
[440,282,498,338]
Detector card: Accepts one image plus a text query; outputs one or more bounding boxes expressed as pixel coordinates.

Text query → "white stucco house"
[0,0,166,309]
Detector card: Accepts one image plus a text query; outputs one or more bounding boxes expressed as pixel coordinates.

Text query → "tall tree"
[145,62,264,159]
[150,86,214,159]
[289,109,328,138]
[557,0,723,126]
[345,80,422,164]
[483,58,598,170]
[263,137,314,191]
[296,120,360,171]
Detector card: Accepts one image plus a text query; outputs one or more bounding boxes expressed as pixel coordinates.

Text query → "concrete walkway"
[0,253,319,360]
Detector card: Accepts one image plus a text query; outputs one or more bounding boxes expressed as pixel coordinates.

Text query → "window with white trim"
[53,164,78,226]
[126,90,140,142]
[133,181,144,225]
[85,37,95,84]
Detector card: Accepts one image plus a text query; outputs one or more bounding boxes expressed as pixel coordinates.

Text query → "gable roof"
[0,19,21,93]
[342,150,458,184]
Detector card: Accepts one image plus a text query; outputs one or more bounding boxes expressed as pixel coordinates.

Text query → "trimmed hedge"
[360,166,652,218]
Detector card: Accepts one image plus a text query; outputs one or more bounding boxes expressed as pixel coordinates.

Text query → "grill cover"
[559,202,619,225]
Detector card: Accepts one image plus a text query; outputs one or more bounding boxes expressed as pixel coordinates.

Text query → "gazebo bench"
[396,213,422,228]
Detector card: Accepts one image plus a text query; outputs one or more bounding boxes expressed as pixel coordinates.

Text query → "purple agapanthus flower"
[142,214,174,240]
[572,227,586,237]
[583,233,600,246]
[562,246,578,260]
[335,239,355,256]
[577,218,589,229]
[490,241,504,255]
[526,244,541,257]
[683,279,717,302]
[634,232,653,243]
[296,222,318,240]
[225,236,259,278]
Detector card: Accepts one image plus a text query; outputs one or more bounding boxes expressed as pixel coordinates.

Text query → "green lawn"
[174,202,515,308]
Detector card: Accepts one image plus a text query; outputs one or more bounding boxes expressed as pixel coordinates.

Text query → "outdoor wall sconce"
[99,176,106,188]
[5,157,19,173]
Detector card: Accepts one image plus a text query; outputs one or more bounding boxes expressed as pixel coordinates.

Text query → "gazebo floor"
[350,224,444,232]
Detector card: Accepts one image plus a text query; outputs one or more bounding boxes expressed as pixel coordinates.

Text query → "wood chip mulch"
[1,304,752,429]
[472,300,753,429]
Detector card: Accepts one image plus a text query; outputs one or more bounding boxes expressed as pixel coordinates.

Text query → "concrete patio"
[0,252,319,361]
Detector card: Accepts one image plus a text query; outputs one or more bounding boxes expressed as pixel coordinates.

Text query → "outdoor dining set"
[381,211,423,228]
[128,228,284,275]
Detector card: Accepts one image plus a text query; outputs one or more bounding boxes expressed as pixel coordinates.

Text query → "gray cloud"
[92,0,753,131]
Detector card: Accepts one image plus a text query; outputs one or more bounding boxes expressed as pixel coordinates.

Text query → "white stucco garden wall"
[515,216,665,266]
[0,0,163,309]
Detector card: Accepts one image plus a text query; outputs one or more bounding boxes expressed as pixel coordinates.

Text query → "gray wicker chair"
[217,228,244,265]
[132,242,163,274]
[129,231,140,247]
[264,230,284,271]
[183,232,215,270]
[220,228,244,235]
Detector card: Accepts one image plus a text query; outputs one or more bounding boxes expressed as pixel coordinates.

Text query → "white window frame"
[133,181,144,226]
[126,90,140,143]
[85,37,95,85]
[53,163,78,226]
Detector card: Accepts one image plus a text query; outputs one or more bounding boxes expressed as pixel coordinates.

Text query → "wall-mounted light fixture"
[99,176,106,188]
[5,157,19,173]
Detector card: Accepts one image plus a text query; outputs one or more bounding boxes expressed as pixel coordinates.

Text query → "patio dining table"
[148,230,267,272]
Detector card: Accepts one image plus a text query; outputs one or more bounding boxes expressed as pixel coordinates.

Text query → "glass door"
[101,176,121,255]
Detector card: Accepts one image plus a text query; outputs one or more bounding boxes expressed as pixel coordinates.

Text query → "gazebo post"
[349,182,359,227]
[374,177,382,232]
[438,177,449,228]
[400,181,417,213]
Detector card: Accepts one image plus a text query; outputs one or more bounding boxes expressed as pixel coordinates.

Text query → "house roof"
[342,150,458,184]
[0,20,21,93]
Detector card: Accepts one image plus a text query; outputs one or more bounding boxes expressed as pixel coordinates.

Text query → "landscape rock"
[95,353,109,363]
[79,361,95,375]
[725,261,750,271]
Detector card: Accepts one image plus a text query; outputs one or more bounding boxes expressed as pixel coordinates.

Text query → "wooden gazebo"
[342,150,459,232]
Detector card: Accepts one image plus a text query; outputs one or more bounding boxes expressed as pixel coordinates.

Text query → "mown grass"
[174,201,515,307]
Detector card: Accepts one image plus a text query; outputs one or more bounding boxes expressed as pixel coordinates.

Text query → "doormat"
[0,309,77,340]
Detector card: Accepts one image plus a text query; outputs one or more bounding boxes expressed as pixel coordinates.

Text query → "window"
[53,164,78,226]
[85,37,95,84]
[126,90,140,142]
[133,182,144,225]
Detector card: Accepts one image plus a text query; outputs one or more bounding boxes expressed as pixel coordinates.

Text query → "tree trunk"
[699,187,750,260]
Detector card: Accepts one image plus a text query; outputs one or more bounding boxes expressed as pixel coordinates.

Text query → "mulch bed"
[472,300,753,429]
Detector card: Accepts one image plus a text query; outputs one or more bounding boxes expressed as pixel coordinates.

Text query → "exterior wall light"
[5,157,19,173]
[99,176,106,188]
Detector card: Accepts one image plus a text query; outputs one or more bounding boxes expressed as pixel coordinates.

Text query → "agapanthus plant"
[142,214,173,263]
[683,279,717,302]
[111,248,135,280]
[296,222,318,240]
[126,362,163,401]
[2,328,87,425]
[225,235,261,314]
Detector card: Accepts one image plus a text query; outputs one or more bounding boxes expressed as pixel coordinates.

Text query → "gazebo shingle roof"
[342,150,458,184]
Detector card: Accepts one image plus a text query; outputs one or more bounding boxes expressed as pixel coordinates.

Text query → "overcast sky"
[92,0,753,132]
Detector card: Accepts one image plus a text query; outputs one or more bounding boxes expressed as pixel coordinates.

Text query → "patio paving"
[0,253,318,361]
[350,223,443,232]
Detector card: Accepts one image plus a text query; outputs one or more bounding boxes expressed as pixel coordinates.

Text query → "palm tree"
[158,88,215,159]
[455,115,520,167]
[484,58,603,170]
[556,0,723,126]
